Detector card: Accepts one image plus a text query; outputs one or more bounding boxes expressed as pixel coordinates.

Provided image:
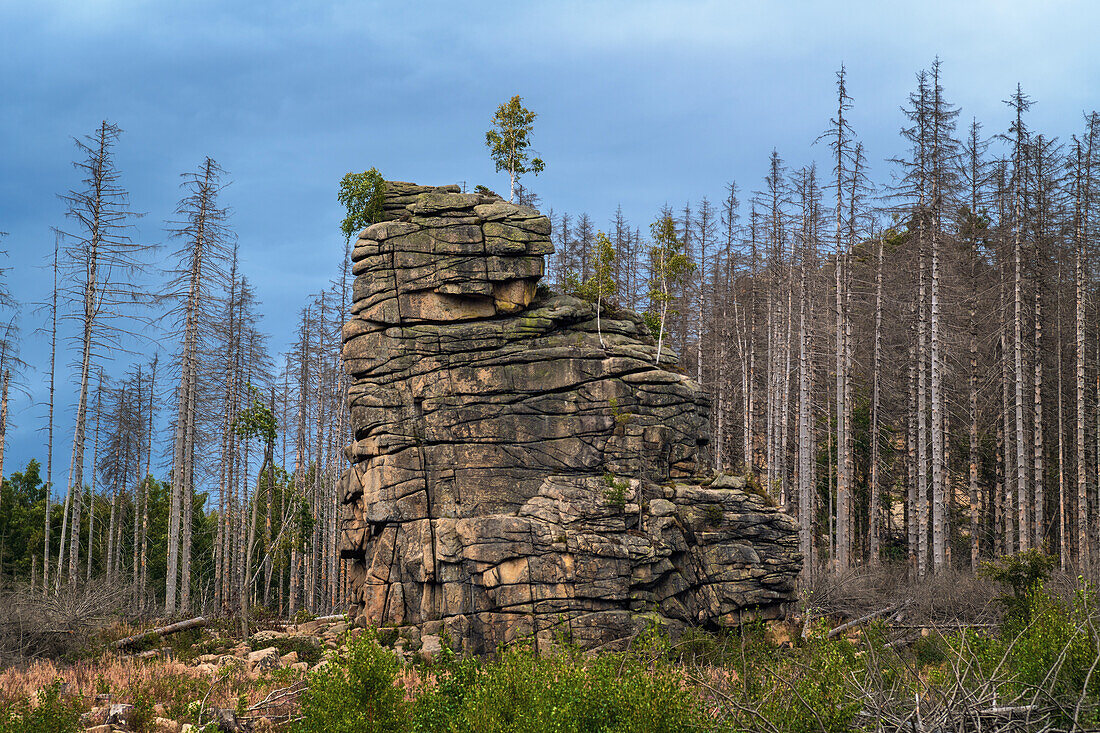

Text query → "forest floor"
[0,562,1098,732]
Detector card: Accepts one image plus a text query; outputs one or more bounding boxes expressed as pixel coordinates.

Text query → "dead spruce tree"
[163,157,232,614]
[56,121,149,589]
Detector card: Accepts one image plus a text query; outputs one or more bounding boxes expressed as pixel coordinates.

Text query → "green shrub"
[410,656,481,732]
[414,645,716,732]
[1001,585,1100,721]
[292,628,406,733]
[730,626,864,733]
[603,473,629,509]
[912,633,949,668]
[128,689,156,733]
[979,549,1056,620]
[0,680,85,733]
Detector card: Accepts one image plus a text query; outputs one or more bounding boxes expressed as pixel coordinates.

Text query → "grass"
[0,651,307,730]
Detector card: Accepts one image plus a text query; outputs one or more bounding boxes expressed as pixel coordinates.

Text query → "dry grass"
[806,563,1001,625]
[0,652,308,723]
[0,584,138,665]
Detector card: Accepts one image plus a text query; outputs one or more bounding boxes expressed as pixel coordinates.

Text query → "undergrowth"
[292,571,1100,732]
[4,555,1098,733]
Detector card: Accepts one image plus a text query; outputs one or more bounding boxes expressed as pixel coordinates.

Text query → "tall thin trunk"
[140,355,156,608]
[831,66,851,574]
[930,197,946,572]
[1076,131,1092,574]
[1002,258,1016,553]
[1014,192,1029,552]
[44,236,59,593]
[1033,268,1044,550]
[747,214,758,472]
[0,371,9,500]
[869,235,883,563]
[86,373,103,583]
[1012,97,1030,553]
[907,331,918,577]
[1057,260,1067,572]
[969,247,980,571]
[798,210,814,578]
[917,225,929,578]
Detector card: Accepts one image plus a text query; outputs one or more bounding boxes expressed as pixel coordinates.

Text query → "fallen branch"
[245,680,307,714]
[884,633,919,649]
[827,604,901,639]
[112,616,207,649]
[981,704,1036,716]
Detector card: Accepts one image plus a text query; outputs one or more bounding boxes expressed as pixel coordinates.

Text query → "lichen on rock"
[338,181,801,653]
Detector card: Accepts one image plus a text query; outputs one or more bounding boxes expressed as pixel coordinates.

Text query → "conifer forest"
[3,62,1100,614]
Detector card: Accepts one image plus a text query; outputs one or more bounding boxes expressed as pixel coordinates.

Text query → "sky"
[1,0,1098,483]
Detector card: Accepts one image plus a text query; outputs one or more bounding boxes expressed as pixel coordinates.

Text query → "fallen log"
[112,616,207,650]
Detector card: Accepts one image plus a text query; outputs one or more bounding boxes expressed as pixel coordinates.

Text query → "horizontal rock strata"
[339,181,800,652]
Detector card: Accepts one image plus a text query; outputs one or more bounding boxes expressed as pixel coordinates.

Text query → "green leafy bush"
[0,680,85,733]
[603,473,629,509]
[414,645,716,732]
[979,549,1056,620]
[738,630,865,733]
[128,689,156,733]
[293,628,406,733]
[1001,585,1100,720]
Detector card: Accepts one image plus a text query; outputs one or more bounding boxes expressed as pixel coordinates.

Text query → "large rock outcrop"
[339,181,800,652]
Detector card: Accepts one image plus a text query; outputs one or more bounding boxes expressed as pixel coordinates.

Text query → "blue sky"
[1,0,1098,480]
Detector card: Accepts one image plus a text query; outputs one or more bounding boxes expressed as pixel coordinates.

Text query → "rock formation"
[339,181,800,653]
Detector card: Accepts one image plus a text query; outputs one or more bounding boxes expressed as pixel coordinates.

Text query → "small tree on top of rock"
[564,232,617,347]
[588,232,617,347]
[647,214,693,365]
[485,96,545,203]
[338,168,386,243]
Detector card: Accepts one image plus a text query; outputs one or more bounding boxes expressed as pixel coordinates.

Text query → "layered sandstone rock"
[339,181,800,652]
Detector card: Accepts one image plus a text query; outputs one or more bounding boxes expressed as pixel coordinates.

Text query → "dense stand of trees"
[1,62,1099,620]
[0,123,353,618]
[550,64,1100,581]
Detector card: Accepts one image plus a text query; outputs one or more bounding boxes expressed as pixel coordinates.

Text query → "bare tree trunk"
[907,332,918,577]
[86,372,103,583]
[0,371,8,499]
[931,206,946,572]
[1033,271,1044,551]
[830,66,852,574]
[1057,262,1067,572]
[869,235,883,563]
[917,230,929,578]
[44,236,59,593]
[798,215,814,578]
[1014,195,1029,552]
[66,273,95,586]
[1001,246,1016,554]
[140,356,156,610]
[969,255,980,571]
[1076,133,1092,574]
[834,247,848,573]
[747,213,758,473]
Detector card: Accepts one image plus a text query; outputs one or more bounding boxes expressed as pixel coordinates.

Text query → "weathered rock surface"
[339,181,800,652]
